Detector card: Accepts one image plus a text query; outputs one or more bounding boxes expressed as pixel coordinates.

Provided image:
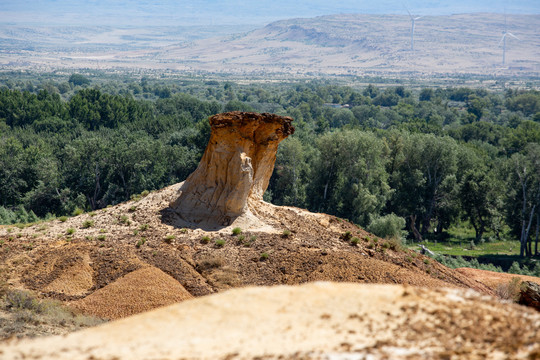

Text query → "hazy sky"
[1,0,539,26]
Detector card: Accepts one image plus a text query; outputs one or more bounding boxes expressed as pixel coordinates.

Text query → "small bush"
[89,212,96,217]
[387,237,404,251]
[4,290,44,313]
[237,234,245,241]
[496,277,522,302]
[250,235,257,242]
[99,228,107,233]
[135,238,146,248]
[367,214,406,239]
[197,255,224,270]
[180,228,188,234]
[232,227,242,236]
[82,220,94,229]
[128,206,137,212]
[97,235,106,241]
[139,224,149,231]
[215,239,226,247]
[72,208,84,216]
[58,216,68,222]
[201,236,211,244]
[118,215,129,224]
[282,229,291,237]
[342,231,352,241]
[164,235,175,244]
[423,258,430,265]
[351,237,360,245]
[260,252,269,260]
[406,256,413,263]
[66,228,75,235]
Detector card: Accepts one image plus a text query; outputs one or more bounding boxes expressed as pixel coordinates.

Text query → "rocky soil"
[0,182,492,324]
[1,282,539,360]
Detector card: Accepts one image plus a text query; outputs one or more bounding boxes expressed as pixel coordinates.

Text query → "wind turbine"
[405,6,422,51]
[499,15,519,66]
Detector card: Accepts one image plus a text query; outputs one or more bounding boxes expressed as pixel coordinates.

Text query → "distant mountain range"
[0,13,539,77]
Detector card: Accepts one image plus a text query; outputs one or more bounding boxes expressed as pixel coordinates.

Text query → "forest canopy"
[0,76,539,257]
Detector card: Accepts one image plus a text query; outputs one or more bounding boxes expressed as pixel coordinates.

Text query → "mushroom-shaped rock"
[169,112,294,228]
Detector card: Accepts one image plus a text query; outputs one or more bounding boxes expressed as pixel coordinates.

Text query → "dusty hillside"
[456,267,540,290]
[1,13,538,76]
[0,182,491,321]
[1,282,539,360]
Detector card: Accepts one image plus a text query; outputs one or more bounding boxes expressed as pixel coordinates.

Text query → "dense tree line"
[0,78,539,257]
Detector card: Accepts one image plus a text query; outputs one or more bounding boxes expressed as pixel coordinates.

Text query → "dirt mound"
[70,266,193,320]
[1,282,538,360]
[456,267,540,290]
[0,184,492,323]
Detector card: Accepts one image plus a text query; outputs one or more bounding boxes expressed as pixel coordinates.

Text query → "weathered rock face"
[170,112,294,227]
[519,281,540,312]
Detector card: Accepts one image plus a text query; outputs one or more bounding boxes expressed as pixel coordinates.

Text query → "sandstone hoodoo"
[169,111,294,228]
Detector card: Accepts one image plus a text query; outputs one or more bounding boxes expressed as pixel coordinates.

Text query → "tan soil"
[456,267,540,290]
[70,266,193,320]
[0,183,493,325]
[1,282,538,360]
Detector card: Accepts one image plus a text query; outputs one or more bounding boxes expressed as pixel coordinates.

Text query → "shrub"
[97,235,106,241]
[164,235,175,244]
[118,215,129,224]
[72,208,84,216]
[386,237,404,251]
[4,290,44,313]
[282,229,291,237]
[215,239,226,247]
[82,220,94,229]
[260,252,269,260]
[66,228,75,235]
[135,238,147,248]
[496,277,522,302]
[59,216,68,222]
[139,224,149,231]
[197,255,225,270]
[201,236,211,244]
[342,231,352,241]
[367,214,406,239]
[351,237,360,245]
[232,227,242,236]
[180,228,188,234]
[128,206,137,212]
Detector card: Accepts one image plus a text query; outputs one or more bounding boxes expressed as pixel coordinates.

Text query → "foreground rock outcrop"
[1,282,539,360]
[169,112,294,228]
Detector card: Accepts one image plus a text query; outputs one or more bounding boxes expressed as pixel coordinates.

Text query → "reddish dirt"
[456,267,540,290]
[0,184,492,324]
[70,266,193,319]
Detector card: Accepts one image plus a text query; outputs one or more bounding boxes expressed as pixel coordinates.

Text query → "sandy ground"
[0,281,538,360]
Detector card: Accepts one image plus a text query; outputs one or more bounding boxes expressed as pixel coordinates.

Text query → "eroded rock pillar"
[170,112,294,227]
